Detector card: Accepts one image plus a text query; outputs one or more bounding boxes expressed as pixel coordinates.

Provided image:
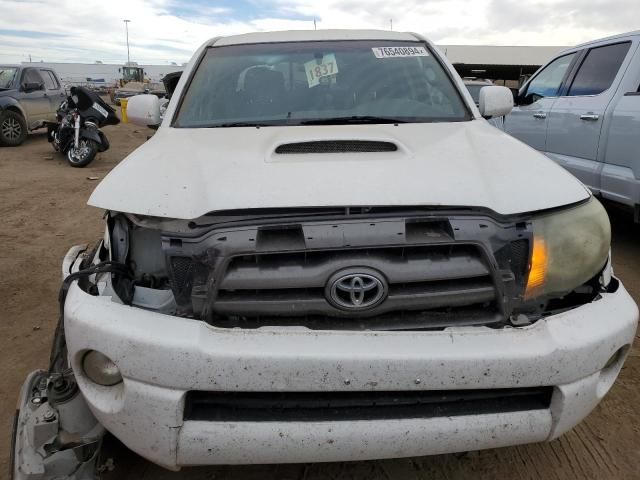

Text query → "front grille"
[212,245,499,326]
[275,140,398,154]
[163,213,531,329]
[184,387,553,422]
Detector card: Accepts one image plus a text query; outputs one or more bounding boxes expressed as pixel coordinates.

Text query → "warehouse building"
[439,44,567,86]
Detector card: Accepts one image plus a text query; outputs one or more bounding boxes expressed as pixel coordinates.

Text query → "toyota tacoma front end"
[11,30,638,478]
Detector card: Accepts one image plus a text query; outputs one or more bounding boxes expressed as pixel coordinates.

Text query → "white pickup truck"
[11,30,638,478]
[505,30,640,220]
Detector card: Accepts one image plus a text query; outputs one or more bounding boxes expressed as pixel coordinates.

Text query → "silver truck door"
[504,52,577,151]
[39,69,65,120]
[546,42,632,192]
[600,41,640,210]
[19,68,49,128]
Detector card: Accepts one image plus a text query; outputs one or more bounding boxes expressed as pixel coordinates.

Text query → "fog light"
[82,351,122,386]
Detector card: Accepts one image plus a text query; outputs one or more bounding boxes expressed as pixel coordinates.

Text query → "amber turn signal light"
[525,236,548,300]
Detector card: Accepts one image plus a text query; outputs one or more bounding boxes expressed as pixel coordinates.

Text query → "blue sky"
[163,0,313,22]
[0,0,638,64]
[0,29,69,39]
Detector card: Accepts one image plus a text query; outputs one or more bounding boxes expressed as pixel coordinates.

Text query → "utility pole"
[390,18,393,31]
[313,17,317,30]
[123,19,131,64]
[29,54,32,63]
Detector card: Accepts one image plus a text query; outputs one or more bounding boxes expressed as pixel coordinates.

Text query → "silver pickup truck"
[505,30,640,220]
[0,65,65,146]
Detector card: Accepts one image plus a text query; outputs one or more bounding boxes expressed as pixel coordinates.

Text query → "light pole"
[123,19,131,64]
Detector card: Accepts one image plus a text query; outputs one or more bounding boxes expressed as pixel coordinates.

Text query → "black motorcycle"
[46,86,119,167]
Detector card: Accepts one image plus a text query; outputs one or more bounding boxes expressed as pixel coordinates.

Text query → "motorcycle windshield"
[72,87,120,126]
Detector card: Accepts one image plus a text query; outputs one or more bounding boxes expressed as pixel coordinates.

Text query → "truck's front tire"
[9,409,18,480]
[49,316,69,372]
[0,110,28,147]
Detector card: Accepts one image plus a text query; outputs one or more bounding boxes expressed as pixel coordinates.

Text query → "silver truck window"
[526,53,576,99]
[175,40,470,127]
[465,85,484,104]
[22,68,44,87]
[40,70,58,90]
[40,70,59,90]
[567,42,631,96]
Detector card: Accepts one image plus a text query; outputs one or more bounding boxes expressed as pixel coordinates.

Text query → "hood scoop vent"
[275,140,398,154]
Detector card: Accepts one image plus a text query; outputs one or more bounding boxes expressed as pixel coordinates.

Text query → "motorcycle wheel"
[67,138,98,168]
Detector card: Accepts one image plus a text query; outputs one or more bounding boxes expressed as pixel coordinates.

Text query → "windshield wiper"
[300,116,408,125]
[206,121,275,128]
[195,116,409,128]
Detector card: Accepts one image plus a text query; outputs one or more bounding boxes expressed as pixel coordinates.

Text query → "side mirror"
[479,86,513,118]
[126,94,161,128]
[22,82,43,93]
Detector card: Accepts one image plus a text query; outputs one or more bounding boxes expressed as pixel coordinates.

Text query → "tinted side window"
[526,53,576,99]
[40,70,59,90]
[567,42,631,96]
[22,68,44,86]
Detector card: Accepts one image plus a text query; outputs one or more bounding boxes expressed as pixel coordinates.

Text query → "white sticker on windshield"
[304,53,338,88]
[372,46,429,58]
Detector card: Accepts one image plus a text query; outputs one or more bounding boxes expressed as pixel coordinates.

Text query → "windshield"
[175,40,470,127]
[0,67,17,89]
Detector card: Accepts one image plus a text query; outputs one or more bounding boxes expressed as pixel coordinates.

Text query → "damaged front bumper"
[60,245,638,470]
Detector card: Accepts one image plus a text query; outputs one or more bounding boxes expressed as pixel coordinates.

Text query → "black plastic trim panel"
[184,387,554,422]
[161,212,533,329]
[275,140,398,154]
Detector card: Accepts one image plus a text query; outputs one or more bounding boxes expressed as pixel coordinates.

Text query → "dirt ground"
[0,121,639,480]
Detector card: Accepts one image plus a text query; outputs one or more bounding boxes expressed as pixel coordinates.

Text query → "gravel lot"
[0,121,638,479]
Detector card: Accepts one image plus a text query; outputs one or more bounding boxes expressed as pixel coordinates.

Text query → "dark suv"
[0,65,65,146]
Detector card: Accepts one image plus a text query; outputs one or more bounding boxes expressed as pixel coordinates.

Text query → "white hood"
[88,121,589,219]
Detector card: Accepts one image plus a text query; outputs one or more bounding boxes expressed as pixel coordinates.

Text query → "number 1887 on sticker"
[304,54,338,88]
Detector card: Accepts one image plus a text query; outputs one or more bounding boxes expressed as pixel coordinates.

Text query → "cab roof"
[209,29,422,47]
[564,29,640,53]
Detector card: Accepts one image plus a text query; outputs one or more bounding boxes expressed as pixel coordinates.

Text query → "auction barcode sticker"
[372,46,429,58]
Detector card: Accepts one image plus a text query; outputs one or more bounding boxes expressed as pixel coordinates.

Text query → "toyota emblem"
[326,269,388,311]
